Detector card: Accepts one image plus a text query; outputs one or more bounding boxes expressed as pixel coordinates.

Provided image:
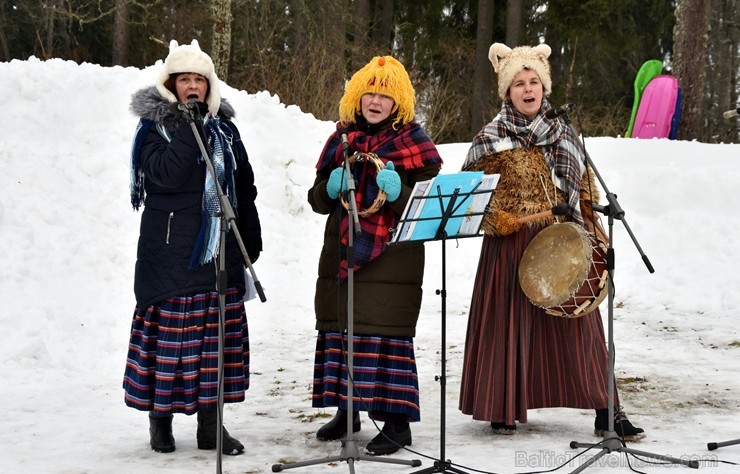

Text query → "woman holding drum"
[458,42,645,440]
[307,55,443,455]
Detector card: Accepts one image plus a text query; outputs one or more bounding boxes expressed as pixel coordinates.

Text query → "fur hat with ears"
[339,55,416,127]
[155,39,221,116]
[489,42,552,100]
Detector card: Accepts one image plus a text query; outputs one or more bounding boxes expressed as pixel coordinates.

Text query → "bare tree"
[505,0,524,46]
[673,0,710,140]
[471,0,494,135]
[707,0,739,142]
[112,0,129,65]
[211,0,232,81]
[372,0,394,53]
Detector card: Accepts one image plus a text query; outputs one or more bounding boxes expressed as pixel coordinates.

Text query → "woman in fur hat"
[123,40,262,456]
[307,56,443,456]
[458,43,645,440]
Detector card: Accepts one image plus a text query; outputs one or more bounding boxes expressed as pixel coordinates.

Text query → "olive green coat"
[307,162,440,337]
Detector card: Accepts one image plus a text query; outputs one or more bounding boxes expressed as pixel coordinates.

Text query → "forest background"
[1,0,738,144]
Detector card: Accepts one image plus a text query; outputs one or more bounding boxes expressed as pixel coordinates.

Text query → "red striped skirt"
[123,288,249,415]
[312,331,421,422]
[459,226,617,425]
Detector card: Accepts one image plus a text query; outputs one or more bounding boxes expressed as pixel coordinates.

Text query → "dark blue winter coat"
[130,87,262,307]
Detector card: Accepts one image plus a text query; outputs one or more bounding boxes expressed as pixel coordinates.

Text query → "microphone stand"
[557,107,698,472]
[272,132,421,473]
[181,104,266,474]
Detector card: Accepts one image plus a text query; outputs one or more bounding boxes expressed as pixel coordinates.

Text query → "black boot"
[365,414,412,456]
[197,408,245,455]
[149,412,175,453]
[490,421,517,435]
[316,409,361,441]
[595,407,646,441]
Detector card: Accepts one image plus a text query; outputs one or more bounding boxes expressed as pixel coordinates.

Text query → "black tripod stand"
[180,103,267,474]
[708,439,740,451]
[392,174,495,474]
[271,132,421,473]
[554,107,698,472]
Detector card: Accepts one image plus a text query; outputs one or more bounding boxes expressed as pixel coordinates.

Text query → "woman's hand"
[377,161,401,202]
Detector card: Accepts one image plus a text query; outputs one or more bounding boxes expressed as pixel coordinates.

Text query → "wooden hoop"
[340,152,387,217]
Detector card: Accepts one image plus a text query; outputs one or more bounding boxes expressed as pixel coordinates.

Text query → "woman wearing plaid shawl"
[307,56,442,456]
[458,43,645,440]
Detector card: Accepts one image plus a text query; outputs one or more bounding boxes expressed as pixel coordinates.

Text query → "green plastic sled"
[625,59,663,137]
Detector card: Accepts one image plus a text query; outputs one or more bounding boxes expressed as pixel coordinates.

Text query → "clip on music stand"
[390,172,497,474]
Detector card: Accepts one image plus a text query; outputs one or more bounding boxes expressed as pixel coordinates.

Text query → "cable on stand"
[177,102,267,474]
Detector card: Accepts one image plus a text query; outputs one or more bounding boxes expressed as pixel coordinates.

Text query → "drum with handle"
[340,152,387,218]
[518,222,608,318]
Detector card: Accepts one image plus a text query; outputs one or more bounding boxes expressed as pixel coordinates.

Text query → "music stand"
[391,172,497,474]
[557,109,699,472]
[181,109,267,474]
[271,141,421,473]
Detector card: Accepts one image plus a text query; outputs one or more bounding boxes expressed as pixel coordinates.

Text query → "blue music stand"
[391,173,496,473]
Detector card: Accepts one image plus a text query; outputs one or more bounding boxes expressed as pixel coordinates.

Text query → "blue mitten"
[326,167,348,199]
[376,161,401,202]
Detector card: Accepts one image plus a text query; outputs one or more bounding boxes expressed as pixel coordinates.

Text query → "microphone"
[723,107,739,119]
[545,103,576,119]
[170,98,205,121]
[337,127,349,152]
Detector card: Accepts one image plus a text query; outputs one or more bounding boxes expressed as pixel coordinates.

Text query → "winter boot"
[490,421,517,435]
[316,408,361,441]
[149,412,175,453]
[594,407,646,441]
[365,414,412,456]
[197,408,245,455]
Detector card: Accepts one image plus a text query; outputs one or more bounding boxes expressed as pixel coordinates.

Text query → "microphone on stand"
[545,103,576,119]
[338,127,350,153]
[723,107,739,119]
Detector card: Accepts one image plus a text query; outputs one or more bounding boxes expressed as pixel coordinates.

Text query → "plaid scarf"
[463,98,586,224]
[130,116,238,268]
[317,121,442,279]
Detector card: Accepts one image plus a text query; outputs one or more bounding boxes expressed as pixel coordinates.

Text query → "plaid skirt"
[312,331,421,422]
[123,288,249,415]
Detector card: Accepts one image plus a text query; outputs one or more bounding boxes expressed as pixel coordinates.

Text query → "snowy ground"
[1,57,739,474]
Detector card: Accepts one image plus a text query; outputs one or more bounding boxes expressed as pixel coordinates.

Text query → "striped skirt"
[123,288,249,415]
[459,226,617,425]
[312,331,421,422]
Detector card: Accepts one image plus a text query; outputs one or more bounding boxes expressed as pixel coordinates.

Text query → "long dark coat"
[130,87,262,307]
[307,146,440,338]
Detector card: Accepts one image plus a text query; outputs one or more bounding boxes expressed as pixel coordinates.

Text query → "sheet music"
[458,174,500,236]
[391,172,499,243]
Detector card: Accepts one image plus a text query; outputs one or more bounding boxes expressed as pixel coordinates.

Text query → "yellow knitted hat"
[339,56,415,127]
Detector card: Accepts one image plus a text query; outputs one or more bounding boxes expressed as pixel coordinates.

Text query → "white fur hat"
[489,42,552,100]
[155,39,221,116]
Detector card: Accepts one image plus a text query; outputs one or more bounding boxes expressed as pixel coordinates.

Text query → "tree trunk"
[673,0,710,141]
[506,0,524,46]
[112,0,129,66]
[471,0,494,135]
[211,0,233,82]
[372,0,394,53]
[708,0,739,143]
[352,0,372,71]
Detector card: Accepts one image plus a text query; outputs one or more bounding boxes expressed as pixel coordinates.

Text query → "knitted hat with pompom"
[339,56,415,127]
